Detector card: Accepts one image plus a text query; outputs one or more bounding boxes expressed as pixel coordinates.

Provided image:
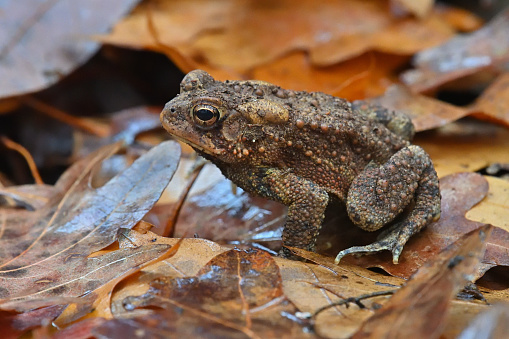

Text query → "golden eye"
[191,104,221,128]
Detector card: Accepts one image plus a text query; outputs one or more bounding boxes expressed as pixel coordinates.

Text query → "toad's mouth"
[161,120,225,156]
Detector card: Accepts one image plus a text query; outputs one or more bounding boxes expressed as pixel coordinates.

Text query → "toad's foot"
[335,209,440,264]
[334,222,405,264]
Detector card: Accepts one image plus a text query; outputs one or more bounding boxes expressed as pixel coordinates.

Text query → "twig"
[161,158,206,237]
[21,96,109,137]
[313,290,395,318]
[1,136,44,184]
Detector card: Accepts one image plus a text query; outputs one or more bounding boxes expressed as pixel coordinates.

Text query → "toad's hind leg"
[337,145,441,264]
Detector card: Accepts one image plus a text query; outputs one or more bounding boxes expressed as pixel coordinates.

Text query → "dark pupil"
[196,108,215,121]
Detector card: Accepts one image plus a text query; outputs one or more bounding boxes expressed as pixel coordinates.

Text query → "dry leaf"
[369,85,468,131]
[353,225,491,339]
[401,9,509,92]
[469,72,509,127]
[466,176,509,232]
[416,121,509,178]
[252,51,409,100]
[0,0,140,98]
[276,250,401,338]
[442,301,490,339]
[390,0,433,18]
[101,0,471,75]
[457,303,509,339]
[0,141,180,309]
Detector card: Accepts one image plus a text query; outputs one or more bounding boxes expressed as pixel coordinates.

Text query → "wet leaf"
[0,141,180,309]
[120,247,309,338]
[72,106,162,160]
[52,317,108,339]
[110,232,490,339]
[175,178,286,252]
[0,0,140,98]
[344,173,490,278]
[0,305,66,339]
[353,225,491,339]
[401,9,509,92]
[149,156,286,251]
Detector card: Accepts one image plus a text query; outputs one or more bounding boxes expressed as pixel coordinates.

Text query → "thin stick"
[313,290,395,318]
[1,136,44,185]
[161,159,205,237]
[22,96,109,137]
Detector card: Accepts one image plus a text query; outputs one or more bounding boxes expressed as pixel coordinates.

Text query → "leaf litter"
[401,8,509,92]
[3,1,509,338]
[0,0,141,99]
[0,141,180,310]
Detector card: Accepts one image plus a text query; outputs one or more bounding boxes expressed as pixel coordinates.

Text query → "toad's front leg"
[228,167,329,257]
[265,169,330,257]
[336,145,441,264]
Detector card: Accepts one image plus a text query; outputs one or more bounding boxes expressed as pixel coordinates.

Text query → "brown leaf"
[120,248,309,338]
[353,225,492,339]
[344,172,489,279]
[0,184,57,210]
[369,85,468,131]
[434,5,484,32]
[416,120,509,178]
[252,51,409,100]
[466,176,509,269]
[110,233,489,338]
[442,301,490,339]
[102,0,468,75]
[169,163,286,252]
[0,0,140,98]
[370,76,509,131]
[126,247,283,311]
[0,141,180,308]
[457,303,509,339]
[466,176,509,234]
[91,311,221,339]
[275,252,401,338]
[401,9,509,92]
[52,317,108,339]
[72,106,163,160]
[390,0,433,18]
[469,72,509,127]
[0,305,66,339]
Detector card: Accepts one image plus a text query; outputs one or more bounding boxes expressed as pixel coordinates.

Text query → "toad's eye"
[191,104,221,129]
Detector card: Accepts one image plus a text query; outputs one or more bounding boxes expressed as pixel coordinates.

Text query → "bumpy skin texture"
[161,70,441,264]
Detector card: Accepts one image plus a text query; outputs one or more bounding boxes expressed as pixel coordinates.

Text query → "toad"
[161,70,441,264]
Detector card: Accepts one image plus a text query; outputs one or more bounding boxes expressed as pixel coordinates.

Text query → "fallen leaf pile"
[1,0,509,338]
